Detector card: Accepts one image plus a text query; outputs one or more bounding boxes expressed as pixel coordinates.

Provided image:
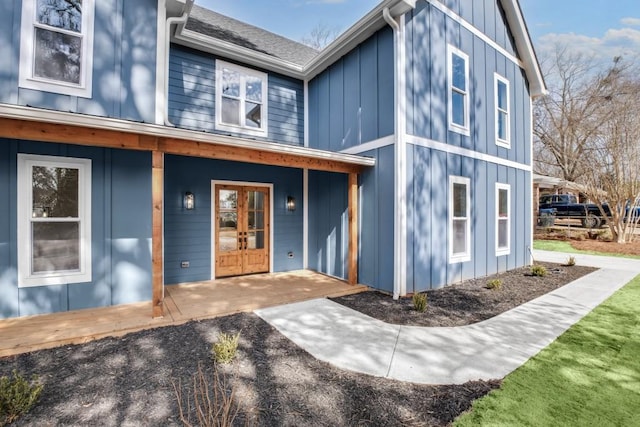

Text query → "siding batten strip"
[348,172,358,285]
[152,150,164,318]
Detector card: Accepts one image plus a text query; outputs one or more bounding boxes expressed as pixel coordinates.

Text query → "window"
[495,74,510,147]
[17,154,92,287]
[496,183,510,256]
[215,60,268,137]
[19,0,95,97]
[449,176,471,263]
[448,45,470,135]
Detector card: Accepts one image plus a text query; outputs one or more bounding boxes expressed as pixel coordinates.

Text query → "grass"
[453,275,640,427]
[533,239,640,259]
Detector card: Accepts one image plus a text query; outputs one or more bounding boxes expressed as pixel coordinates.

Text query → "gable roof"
[185,5,318,68]
[170,0,545,95]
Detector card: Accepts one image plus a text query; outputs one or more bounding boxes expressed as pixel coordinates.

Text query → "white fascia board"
[0,103,375,168]
[499,0,547,97]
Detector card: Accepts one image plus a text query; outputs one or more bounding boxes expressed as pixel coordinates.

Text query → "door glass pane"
[219,190,238,252]
[32,166,79,218]
[247,191,264,210]
[247,231,264,250]
[32,222,80,273]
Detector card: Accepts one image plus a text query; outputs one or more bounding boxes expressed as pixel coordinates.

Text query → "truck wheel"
[582,215,600,228]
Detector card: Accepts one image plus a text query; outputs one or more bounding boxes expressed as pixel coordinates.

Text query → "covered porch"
[0,270,367,357]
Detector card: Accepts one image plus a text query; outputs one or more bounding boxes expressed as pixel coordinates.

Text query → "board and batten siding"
[0,0,157,123]
[0,140,152,319]
[405,146,531,293]
[307,26,395,152]
[405,0,531,165]
[168,45,305,146]
[163,155,303,285]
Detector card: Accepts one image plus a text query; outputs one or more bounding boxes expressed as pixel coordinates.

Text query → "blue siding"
[168,46,305,146]
[0,140,152,319]
[308,26,394,151]
[1,0,157,122]
[406,145,531,292]
[406,0,530,164]
[164,155,303,284]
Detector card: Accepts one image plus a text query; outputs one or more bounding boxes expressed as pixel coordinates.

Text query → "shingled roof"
[185,5,319,67]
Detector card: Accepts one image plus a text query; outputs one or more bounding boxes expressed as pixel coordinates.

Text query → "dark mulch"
[0,262,596,426]
[332,262,597,327]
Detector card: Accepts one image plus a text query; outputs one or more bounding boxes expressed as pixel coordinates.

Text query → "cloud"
[621,17,640,26]
[537,26,640,62]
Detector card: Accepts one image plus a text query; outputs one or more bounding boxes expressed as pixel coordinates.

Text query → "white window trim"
[19,0,95,98]
[449,175,471,263]
[495,182,511,256]
[447,45,470,136]
[494,73,511,148]
[215,59,268,138]
[17,154,92,287]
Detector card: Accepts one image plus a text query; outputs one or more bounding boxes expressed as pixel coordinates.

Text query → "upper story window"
[19,0,95,98]
[495,73,511,148]
[496,183,510,256]
[447,45,470,136]
[449,175,471,263]
[17,154,92,287]
[215,60,268,137]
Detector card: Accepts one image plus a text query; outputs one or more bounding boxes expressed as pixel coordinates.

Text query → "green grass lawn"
[533,239,640,259]
[453,275,640,426]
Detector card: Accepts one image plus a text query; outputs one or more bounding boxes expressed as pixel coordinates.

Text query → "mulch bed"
[0,262,596,426]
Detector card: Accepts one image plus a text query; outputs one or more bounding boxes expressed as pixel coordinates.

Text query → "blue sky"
[195,0,640,59]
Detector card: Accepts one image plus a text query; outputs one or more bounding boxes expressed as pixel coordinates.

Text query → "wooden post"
[152,150,164,317]
[348,173,358,285]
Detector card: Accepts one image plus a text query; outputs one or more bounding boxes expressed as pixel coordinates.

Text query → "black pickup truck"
[538,194,610,228]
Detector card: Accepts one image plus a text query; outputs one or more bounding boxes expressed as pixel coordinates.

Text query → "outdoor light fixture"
[286,196,296,211]
[184,191,195,210]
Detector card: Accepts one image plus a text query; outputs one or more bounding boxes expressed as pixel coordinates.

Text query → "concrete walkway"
[255,250,640,384]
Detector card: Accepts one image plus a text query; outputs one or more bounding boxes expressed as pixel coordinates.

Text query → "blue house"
[0,0,545,319]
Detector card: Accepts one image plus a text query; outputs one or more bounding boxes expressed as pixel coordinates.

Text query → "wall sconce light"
[184,191,195,210]
[286,196,296,212]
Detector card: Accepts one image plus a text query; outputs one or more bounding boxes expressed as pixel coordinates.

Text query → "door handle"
[243,236,247,250]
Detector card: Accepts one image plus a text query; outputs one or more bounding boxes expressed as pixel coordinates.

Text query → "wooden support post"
[348,173,358,285]
[152,150,164,318]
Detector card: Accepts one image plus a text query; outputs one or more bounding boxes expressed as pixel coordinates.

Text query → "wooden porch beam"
[348,172,358,285]
[152,150,164,318]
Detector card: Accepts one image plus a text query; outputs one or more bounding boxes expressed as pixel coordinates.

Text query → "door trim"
[211,180,274,280]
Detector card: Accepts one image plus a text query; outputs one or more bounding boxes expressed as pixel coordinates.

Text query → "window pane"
[34,28,82,84]
[498,219,508,248]
[452,91,466,127]
[221,97,240,125]
[32,166,78,218]
[245,76,262,102]
[453,219,467,255]
[498,188,508,216]
[219,190,238,209]
[245,102,261,128]
[32,222,80,273]
[453,183,467,217]
[497,80,507,109]
[452,54,466,91]
[221,68,240,97]
[37,0,82,32]
[498,111,508,140]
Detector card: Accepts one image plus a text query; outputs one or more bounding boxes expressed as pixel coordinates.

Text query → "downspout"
[164,0,194,126]
[383,8,407,300]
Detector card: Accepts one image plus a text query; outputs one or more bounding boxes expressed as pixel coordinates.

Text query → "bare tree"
[300,23,341,50]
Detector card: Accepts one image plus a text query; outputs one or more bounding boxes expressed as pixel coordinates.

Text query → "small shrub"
[212,332,241,364]
[530,264,548,277]
[486,279,502,290]
[565,256,576,266]
[0,370,43,426]
[412,293,428,312]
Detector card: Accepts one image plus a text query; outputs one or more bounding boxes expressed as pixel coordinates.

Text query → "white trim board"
[210,180,275,280]
[340,135,396,155]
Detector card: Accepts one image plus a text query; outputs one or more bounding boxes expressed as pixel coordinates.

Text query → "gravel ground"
[0,262,596,426]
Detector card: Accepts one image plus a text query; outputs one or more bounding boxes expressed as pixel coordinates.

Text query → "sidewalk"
[255,250,640,384]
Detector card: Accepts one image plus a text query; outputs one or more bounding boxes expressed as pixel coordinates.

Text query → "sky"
[195,0,640,61]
